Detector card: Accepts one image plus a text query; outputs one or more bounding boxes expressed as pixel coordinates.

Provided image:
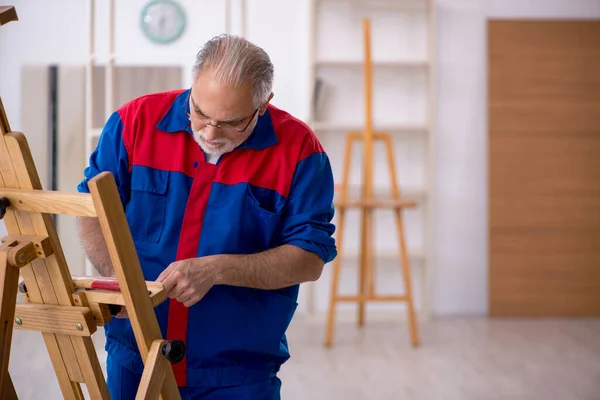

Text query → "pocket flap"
[130,166,169,195]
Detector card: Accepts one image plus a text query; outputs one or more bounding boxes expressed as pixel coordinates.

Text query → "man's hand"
[156,256,219,307]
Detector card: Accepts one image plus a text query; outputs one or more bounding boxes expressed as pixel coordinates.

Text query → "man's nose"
[203,125,219,141]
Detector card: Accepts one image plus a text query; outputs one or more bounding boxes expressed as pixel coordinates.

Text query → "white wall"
[431,0,600,316]
[431,0,488,315]
[485,0,600,18]
[0,0,309,132]
[1,0,598,317]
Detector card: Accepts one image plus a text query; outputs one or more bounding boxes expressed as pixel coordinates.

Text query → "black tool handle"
[161,339,186,364]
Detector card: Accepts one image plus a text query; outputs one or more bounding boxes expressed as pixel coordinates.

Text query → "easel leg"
[325,134,355,347]
[42,334,85,400]
[325,208,345,347]
[1,131,87,400]
[72,336,110,399]
[382,135,420,347]
[0,252,19,397]
[1,372,17,400]
[367,208,375,298]
[89,173,181,399]
[2,111,104,398]
[358,208,369,326]
[395,209,419,347]
[135,340,170,400]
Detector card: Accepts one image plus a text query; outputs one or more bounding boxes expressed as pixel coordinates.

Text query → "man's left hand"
[156,256,220,307]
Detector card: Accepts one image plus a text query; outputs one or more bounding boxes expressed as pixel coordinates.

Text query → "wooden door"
[488,20,600,317]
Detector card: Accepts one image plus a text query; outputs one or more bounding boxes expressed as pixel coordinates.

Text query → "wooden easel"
[324,19,420,348]
[0,6,183,399]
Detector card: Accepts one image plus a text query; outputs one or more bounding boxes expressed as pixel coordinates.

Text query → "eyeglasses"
[185,91,259,134]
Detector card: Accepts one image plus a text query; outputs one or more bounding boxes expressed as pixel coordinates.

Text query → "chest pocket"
[242,185,283,251]
[125,166,169,243]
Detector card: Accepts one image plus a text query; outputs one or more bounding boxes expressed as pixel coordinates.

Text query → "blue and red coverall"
[77,89,337,398]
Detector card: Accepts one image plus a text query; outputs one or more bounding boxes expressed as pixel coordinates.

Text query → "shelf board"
[317,0,429,11]
[316,60,429,68]
[335,185,427,201]
[335,198,417,209]
[339,248,426,263]
[311,122,428,133]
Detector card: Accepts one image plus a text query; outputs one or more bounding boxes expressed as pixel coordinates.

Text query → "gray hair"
[192,34,274,108]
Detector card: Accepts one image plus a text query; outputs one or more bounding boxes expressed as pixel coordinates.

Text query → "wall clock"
[140,0,186,44]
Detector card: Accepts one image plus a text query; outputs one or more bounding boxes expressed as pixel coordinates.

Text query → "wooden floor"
[8,315,600,399]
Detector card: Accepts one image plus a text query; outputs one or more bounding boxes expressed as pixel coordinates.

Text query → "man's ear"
[258,92,274,115]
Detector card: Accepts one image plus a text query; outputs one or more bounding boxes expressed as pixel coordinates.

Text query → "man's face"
[188,69,259,156]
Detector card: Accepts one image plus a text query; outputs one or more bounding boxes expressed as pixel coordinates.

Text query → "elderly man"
[76,34,337,399]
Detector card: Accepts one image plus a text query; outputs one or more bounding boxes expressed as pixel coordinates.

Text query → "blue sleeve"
[279,151,337,264]
[77,111,131,205]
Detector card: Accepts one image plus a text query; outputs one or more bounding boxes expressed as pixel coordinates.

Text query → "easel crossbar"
[0,188,96,217]
[13,303,97,336]
[335,295,408,302]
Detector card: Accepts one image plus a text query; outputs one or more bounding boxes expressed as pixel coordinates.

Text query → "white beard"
[190,122,255,157]
[192,128,238,157]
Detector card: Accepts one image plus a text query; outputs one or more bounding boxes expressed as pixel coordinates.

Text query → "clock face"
[140,0,186,44]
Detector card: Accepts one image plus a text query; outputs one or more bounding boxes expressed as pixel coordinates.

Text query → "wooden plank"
[87,302,113,326]
[488,20,600,317]
[70,275,167,309]
[13,303,96,336]
[324,134,354,346]
[0,252,19,397]
[72,291,113,326]
[72,336,110,399]
[74,286,166,309]
[0,100,20,233]
[4,133,77,305]
[0,121,85,394]
[1,235,53,259]
[1,371,17,400]
[71,275,164,294]
[135,340,169,400]
[0,188,96,217]
[6,134,88,384]
[0,238,37,268]
[0,6,17,26]
[383,133,419,347]
[88,172,181,399]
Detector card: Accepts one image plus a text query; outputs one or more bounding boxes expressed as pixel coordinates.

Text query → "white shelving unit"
[305,0,437,319]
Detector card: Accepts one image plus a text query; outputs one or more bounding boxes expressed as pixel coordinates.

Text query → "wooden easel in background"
[0,6,183,399]
[324,18,420,348]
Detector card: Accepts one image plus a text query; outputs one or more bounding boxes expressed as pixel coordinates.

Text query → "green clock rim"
[140,0,186,45]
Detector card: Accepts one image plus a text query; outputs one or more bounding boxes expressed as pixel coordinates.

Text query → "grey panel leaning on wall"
[21,65,87,275]
[20,65,50,190]
[92,66,183,128]
[57,66,87,276]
